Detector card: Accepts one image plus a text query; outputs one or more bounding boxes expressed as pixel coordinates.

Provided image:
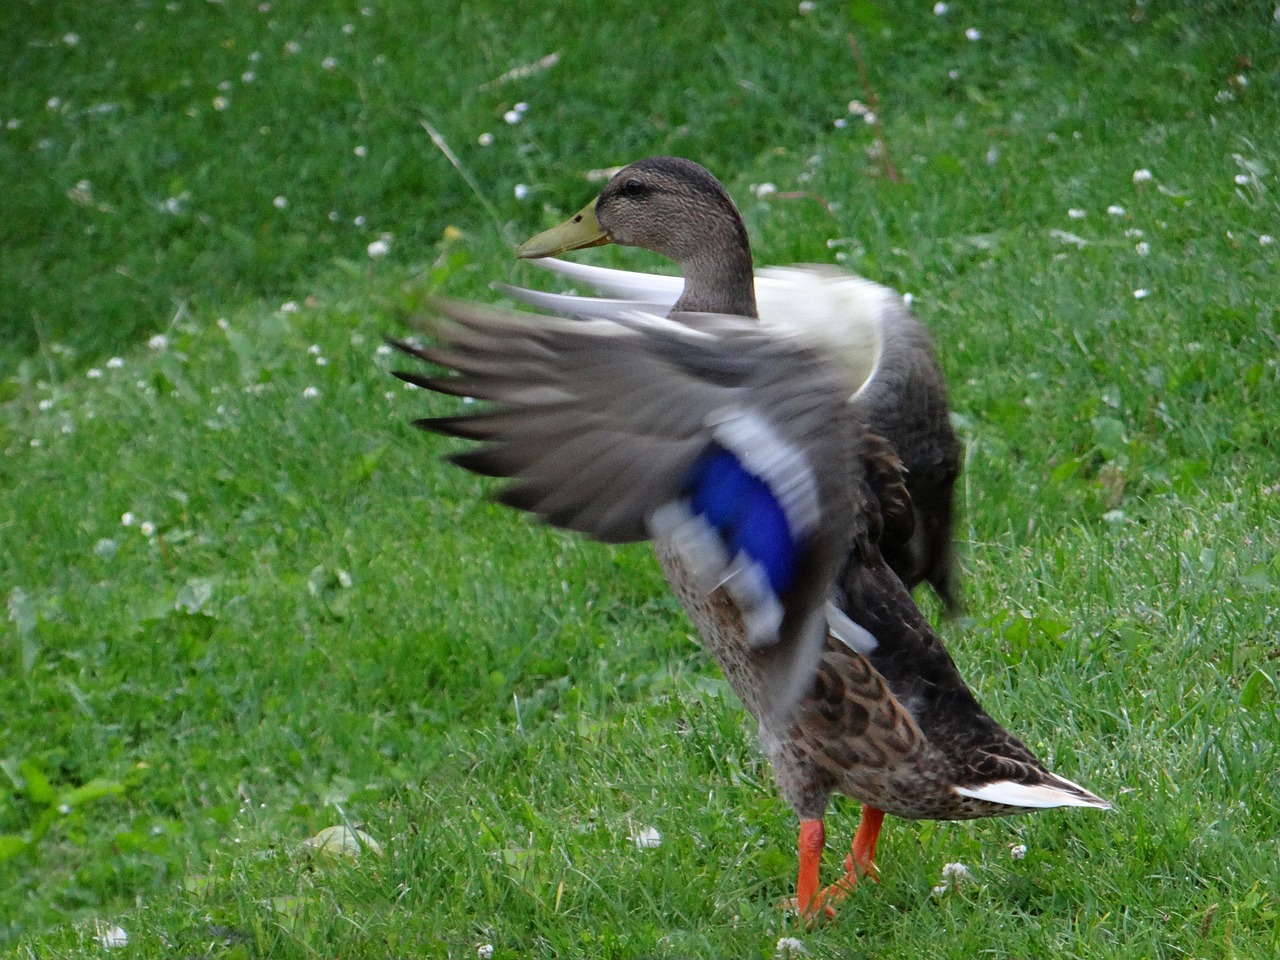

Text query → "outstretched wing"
[392,299,859,722]
[511,259,891,397]
[515,257,962,609]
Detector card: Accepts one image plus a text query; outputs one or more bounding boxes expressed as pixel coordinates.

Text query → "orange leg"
[846,805,884,883]
[792,807,887,924]
[795,819,835,921]
[794,818,862,922]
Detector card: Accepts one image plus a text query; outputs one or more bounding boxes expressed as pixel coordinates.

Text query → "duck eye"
[620,178,647,198]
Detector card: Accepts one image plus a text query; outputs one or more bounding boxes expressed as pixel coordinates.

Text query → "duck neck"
[671,223,759,319]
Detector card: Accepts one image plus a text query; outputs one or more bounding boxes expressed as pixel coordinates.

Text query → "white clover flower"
[95,924,128,949]
[106,357,124,369]
[1261,234,1274,246]
[965,27,981,41]
[281,300,299,313]
[1010,843,1028,860]
[375,343,393,356]
[503,109,521,124]
[478,132,494,146]
[343,22,356,34]
[934,2,949,13]
[47,97,62,110]
[213,96,229,111]
[776,937,808,957]
[6,118,20,129]
[1234,173,1250,186]
[368,238,391,257]
[139,521,155,536]
[242,70,256,83]
[121,512,137,527]
[322,56,337,71]
[798,1,816,13]
[1050,228,1087,248]
[315,356,328,366]
[1125,227,1144,239]
[848,99,869,116]
[514,102,529,114]
[948,68,960,80]
[752,182,778,198]
[353,214,366,226]
[631,825,661,849]
[285,40,300,54]
[1106,204,1126,216]
[513,183,529,200]
[941,861,971,880]
[87,368,103,379]
[1132,168,1153,184]
[308,344,322,354]
[833,117,847,128]
[354,144,367,157]
[217,318,230,330]
[477,946,494,960]
[1136,241,1150,256]
[38,398,54,411]
[1133,288,1151,299]
[63,33,81,46]
[863,111,877,125]
[1067,208,1086,220]
[303,386,320,398]
[931,883,949,897]
[273,195,287,209]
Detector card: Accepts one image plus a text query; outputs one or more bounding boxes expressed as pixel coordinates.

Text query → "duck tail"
[954,773,1110,811]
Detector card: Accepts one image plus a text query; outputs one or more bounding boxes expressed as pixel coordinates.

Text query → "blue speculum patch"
[686,446,798,594]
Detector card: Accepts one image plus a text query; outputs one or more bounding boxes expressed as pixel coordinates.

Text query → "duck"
[512,156,963,611]
[390,295,1108,922]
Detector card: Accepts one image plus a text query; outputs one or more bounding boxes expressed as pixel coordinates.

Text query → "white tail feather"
[954,777,1110,810]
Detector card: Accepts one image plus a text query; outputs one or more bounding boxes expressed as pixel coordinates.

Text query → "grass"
[2,0,1278,956]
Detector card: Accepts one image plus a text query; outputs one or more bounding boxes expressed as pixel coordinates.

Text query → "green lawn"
[2,1,1278,956]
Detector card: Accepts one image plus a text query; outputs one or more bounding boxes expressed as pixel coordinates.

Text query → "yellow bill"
[516,198,611,259]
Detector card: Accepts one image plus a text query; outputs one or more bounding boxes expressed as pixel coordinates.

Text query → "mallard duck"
[513,156,963,610]
[390,297,1108,921]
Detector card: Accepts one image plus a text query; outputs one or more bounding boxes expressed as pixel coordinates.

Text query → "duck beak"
[516,198,611,258]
